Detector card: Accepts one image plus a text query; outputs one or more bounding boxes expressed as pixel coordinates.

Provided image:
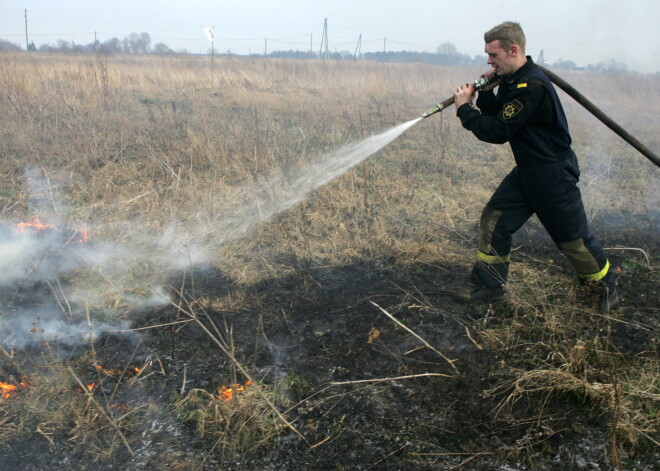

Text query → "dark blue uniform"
[456,57,614,293]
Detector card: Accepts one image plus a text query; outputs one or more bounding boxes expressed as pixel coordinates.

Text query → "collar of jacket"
[505,56,536,85]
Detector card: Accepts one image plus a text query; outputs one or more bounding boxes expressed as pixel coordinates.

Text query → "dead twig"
[370,301,459,374]
[46,278,74,320]
[68,366,135,457]
[366,443,409,469]
[604,246,650,267]
[124,190,155,205]
[330,372,452,386]
[110,318,194,332]
[465,326,484,350]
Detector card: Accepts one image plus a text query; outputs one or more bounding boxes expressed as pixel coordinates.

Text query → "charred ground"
[1,222,657,470]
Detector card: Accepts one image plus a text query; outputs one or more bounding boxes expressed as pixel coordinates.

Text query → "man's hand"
[454,82,476,108]
[479,69,502,92]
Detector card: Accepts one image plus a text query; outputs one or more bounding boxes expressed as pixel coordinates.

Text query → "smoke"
[1,121,421,349]
[0,168,161,348]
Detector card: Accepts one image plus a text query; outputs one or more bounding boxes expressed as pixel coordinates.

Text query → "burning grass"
[0,353,135,457]
[174,379,287,459]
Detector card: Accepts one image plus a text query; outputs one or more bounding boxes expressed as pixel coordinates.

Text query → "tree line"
[0,34,630,72]
[0,32,175,55]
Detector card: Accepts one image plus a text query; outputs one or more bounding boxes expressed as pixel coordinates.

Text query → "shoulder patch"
[502,99,524,119]
[517,83,527,88]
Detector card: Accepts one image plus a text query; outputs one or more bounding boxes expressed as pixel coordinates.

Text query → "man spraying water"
[452,21,618,313]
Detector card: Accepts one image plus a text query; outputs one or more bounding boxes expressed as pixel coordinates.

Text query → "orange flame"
[15,218,53,233]
[0,380,28,400]
[15,218,88,243]
[70,227,89,243]
[97,365,122,376]
[0,382,17,400]
[216,380,253,401]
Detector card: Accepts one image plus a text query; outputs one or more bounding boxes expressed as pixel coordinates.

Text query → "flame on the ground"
[0,379,29,400]
[95,365,142,376]
[14,217,88,243]
[97,365,122,376]
[16,217,53,233]
[217,380,253,401]
[71,228,89,243]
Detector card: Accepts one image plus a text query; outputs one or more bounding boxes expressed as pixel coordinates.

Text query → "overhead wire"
[1,7,443,53]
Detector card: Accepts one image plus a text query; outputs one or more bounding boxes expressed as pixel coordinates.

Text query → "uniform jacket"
[457,57,575,168]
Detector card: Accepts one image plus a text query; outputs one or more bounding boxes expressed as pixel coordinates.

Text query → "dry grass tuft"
[0,352,144,459]
[174,381,286,458]
[478,261,659,465]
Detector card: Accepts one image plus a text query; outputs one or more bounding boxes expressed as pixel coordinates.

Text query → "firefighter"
[453,21,618,313]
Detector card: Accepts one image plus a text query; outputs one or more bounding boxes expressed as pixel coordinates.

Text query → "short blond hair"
[484,22,526,53]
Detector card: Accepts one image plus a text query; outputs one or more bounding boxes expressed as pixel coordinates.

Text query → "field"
[0,53,658,470]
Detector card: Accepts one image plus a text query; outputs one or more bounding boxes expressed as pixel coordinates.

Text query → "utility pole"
[319,18,328,59]
[24,9,29,50]
[264,38,267,56]
[353,34,362,60]
[383,37,386,53]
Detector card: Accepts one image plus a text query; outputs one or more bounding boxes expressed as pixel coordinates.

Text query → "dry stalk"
[68,366,136,457]
[159,287,311,447]
[604,246,651,266]
[370,301,459,374]
[330,372,452,386]
[110,318,194,333]
[46,278,74,320]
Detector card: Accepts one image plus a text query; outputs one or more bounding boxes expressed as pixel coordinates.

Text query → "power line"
[24,9,28,49]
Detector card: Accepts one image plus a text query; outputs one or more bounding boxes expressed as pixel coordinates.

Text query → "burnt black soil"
[1,236,658,470]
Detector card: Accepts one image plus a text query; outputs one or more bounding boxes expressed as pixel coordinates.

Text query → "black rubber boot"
[469,286,506,303]
[468,261,508,303]
[597,271,619,314]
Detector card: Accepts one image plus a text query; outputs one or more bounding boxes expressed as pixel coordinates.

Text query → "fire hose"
[422,68,660,168]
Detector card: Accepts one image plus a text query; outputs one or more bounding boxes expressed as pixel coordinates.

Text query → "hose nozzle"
[422,74,498,118]
[422,103,445,118]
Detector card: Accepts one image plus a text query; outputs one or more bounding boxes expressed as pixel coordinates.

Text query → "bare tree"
[153,43,173,54]
[139,32,151,53]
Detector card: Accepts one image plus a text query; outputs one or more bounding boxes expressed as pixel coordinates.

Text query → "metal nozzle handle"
[422,97,455,118]
[422,74,499,118]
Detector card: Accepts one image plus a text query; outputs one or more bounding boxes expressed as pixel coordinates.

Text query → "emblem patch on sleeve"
[502,99,523,119]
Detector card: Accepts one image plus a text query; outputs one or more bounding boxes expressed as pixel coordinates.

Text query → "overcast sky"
[1,0,658,73]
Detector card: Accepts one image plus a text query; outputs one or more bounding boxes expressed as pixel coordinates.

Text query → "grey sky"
[1,0,658,72]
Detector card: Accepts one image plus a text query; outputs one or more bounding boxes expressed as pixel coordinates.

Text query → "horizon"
[0,0,658,74]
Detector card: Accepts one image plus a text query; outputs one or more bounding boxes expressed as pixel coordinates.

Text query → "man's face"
[485,40,517,76]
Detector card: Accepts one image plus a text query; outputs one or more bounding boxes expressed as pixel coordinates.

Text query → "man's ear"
[510,44,520,56]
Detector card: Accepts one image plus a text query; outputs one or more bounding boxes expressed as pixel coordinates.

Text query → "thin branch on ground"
[370,301,459,374]
[330,372,453,386]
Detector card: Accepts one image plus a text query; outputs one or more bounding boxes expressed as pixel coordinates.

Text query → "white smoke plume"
[1,120,421,348]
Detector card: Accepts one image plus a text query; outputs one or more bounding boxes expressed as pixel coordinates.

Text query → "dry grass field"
[0,53,658,470]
